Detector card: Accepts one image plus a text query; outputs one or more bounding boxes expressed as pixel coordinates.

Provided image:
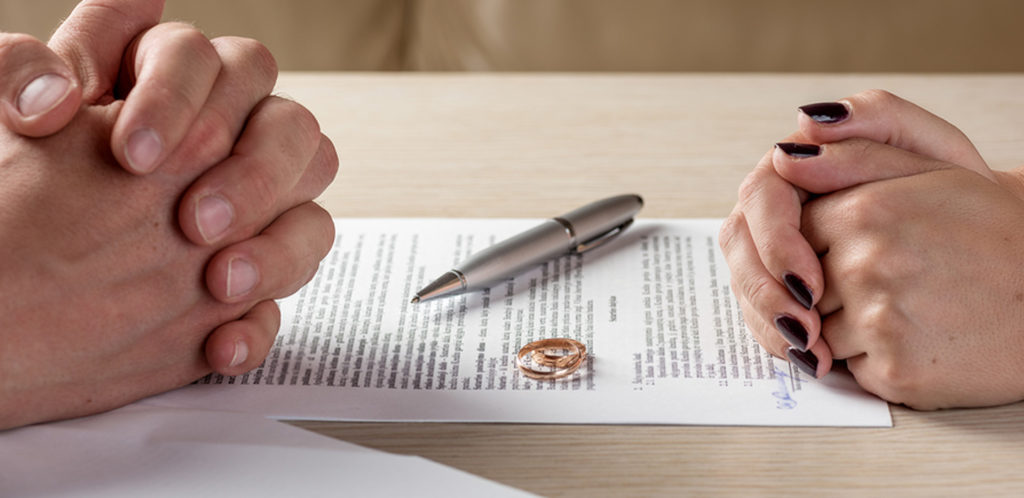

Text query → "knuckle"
[322,136,340,172]
[181,107,235,165]
[213,36,278,82]
[867,246,919,285]
[312,135,341,186]
[854,88,902,109]
[296,254,323,288]
[736,168,769,204]
[751,227,792,269]
[857,302,902,344]
[739,274,776,310]
[241,158,282,208]
[739,308,787,359]
[831,245,878,287]
[157,23,219,68]
[843,136,875,160]
[717,213,745,252]
[145,80,202,111]
[0,34,51,76]
[872,360,927,407]
[838,188,896,230]
[0,33,42,55]
[273,205,334,294]
[271,239,317,294]
[258,97,322,150]
[310,204,336,256]
[282,99,322,139]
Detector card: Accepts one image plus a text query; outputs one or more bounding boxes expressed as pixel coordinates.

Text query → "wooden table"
[277,73,1024,496]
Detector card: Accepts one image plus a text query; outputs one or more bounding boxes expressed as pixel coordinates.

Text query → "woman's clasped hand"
[721,89,1024,410]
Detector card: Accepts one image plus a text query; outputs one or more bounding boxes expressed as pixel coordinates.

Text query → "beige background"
[2,0,1024,72]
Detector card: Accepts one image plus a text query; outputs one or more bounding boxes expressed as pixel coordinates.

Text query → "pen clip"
[573,218,634,253]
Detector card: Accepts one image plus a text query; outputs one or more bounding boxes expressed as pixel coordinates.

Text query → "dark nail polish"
[786,347,819,378]
[775,142,821,158]
[799,102,850,124]
[783,272,814,310]
[774,314,809,351]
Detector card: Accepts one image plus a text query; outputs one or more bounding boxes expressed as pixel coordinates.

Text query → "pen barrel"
[456,220,573,290]
[558,194,643,244]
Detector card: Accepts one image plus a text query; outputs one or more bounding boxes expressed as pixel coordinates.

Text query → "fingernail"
[774,314,809,351]
[786,347,820,378]
[125,128,163,173]
[783,272,814,310]
[17,73,70,117]
[226,258,259,298]
[775,142,821,158]
[196,195,234,242]
[229,339,249,367]
[799,102,850,124]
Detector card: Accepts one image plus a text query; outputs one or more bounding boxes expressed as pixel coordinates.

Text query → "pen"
[411,194,644,303]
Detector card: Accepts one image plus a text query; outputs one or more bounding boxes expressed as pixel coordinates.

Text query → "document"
[148,218,891,427]
[0,404,530,497]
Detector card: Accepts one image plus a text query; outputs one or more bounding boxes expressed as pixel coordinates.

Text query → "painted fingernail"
[196,195,234,242]
[783,272,814,310]
[229,339,249,367]
[786,347,820,378]
[125,127,163,173]
[17,73,71,117]
[799,102,850,124]
[775,142,821,158]
[226,258,259,298]
[774,314,809,351]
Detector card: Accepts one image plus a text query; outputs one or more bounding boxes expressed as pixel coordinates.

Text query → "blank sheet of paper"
[147,219,891,427]
[0,405,531,497]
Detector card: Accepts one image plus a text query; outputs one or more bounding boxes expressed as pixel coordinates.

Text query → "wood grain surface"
[278,73,1024,496]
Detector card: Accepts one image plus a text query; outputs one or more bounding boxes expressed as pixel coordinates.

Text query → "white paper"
[0,404,531,497]
[148,218,891,427]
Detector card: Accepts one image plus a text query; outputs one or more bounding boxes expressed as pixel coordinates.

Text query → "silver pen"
[411,194,644,303]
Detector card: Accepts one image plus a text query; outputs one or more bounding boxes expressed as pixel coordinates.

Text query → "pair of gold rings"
[515,338,587,380]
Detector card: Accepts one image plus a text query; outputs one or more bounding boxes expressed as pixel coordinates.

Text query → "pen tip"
[410,296,420,304]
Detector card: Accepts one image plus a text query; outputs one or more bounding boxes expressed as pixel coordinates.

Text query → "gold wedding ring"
[516,338,587,380]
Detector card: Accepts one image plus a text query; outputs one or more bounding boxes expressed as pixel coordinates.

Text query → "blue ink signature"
[771,367,806,410]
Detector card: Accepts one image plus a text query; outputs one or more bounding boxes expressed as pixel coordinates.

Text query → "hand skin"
[1,0,339,376]
[0,98,335,430]
[799,148,1024,410]
[721,89,1024,409]
[0,1,338,429]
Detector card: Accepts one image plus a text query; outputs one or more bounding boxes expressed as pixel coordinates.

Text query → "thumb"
[0,33,82,137]
[796,89,994,182]
[773,138,959,195]
[46,0,164,103]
